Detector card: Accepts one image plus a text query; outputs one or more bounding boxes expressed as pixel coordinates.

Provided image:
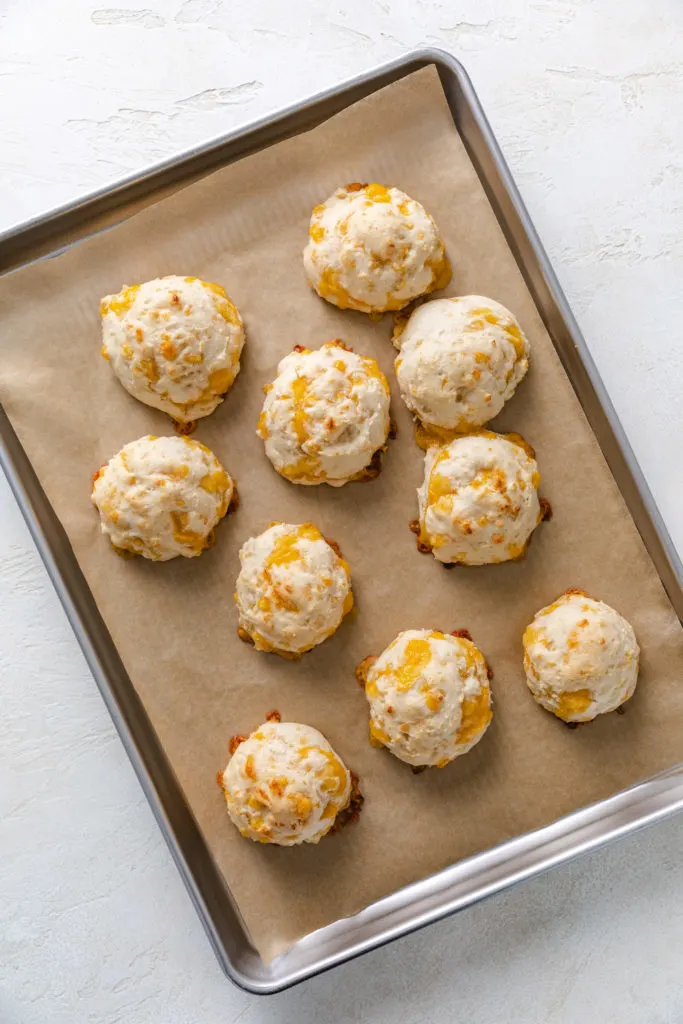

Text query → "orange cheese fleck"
[199,468,229,494]
[555,689,593,721]
[202,280,242,326]
[290,375,310,443]
[364,183,391,203]
[457,687,492,745]
[391,637,433,692]
[369,720,390,746]
[160,338,178,360]
[266,523,321,568]
[100,284,140,318]
[209,368,234,394]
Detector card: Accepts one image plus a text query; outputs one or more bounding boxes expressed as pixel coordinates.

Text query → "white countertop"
[2,2,682,1021]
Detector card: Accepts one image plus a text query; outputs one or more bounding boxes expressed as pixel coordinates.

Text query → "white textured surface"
[2,1,683,1020]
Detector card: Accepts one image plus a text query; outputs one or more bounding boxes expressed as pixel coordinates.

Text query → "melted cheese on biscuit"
[523,591,639,722]
[101,275,245,423]
[258,341,391,486]
[303,183,451,314]
[394,295,530,433]
[361,629,492,766]
[234,522,353,654]
[91,434,233,560]
[222,721,351,845]
[417,432,542,565]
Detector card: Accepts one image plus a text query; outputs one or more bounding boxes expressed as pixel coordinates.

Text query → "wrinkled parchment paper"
[1,68,682,964]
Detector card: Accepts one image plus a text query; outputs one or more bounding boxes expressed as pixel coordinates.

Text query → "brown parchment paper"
[1,67,682,964]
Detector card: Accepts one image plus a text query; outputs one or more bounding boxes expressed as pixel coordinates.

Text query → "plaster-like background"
[2,2,682,1021]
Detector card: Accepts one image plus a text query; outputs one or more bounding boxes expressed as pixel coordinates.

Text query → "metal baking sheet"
[1,48,682,993]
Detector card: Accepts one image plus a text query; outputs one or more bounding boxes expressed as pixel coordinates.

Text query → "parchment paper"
[1,67,682,964]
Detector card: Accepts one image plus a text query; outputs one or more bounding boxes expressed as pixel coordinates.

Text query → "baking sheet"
[1,66,682,964]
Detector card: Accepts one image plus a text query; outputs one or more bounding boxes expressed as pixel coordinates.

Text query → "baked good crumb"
[357,628,493,767]
[101,275,244,424]
[234,522,353,656]
[415,430,547,565]
[219,718,355,845]
[303,183,451,314]
[258,340,391,486]
[394,295,529,440]
[523,589,640,723]
[91,434,234,560]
